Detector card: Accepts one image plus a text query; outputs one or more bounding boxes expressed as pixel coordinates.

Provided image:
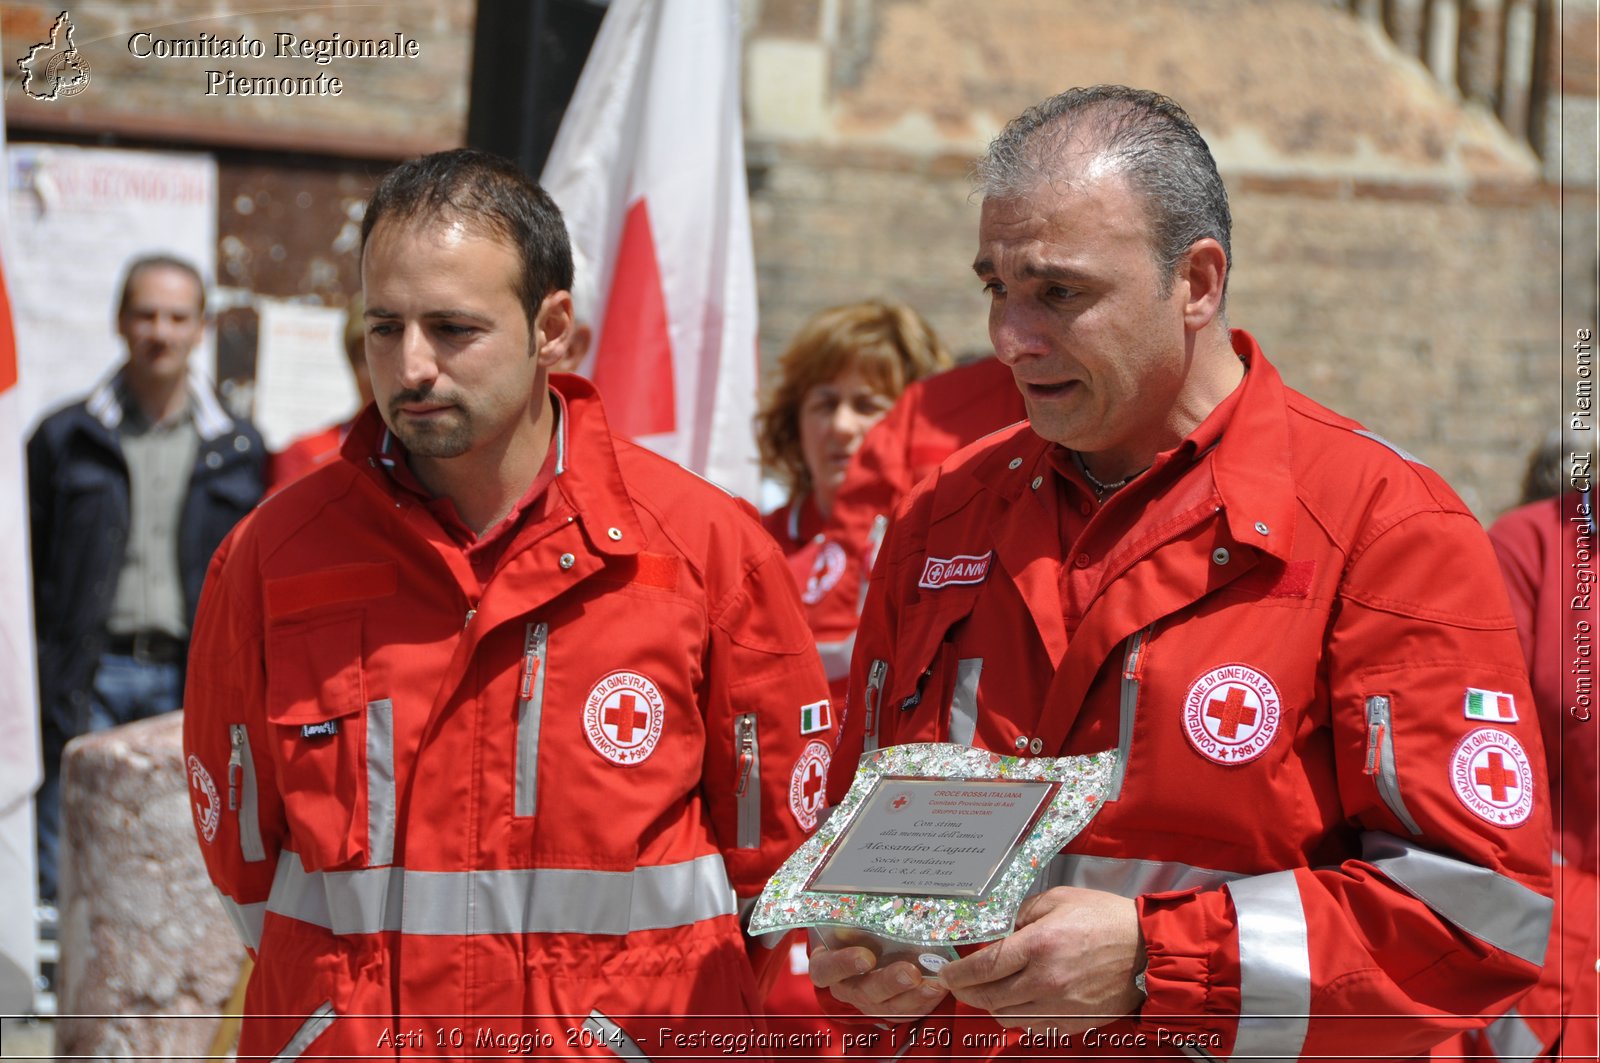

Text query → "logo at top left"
[17,11,92,101]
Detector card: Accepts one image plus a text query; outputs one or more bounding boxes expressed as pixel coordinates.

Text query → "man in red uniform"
[812,85,1552,1059]
[183,150,834,1059]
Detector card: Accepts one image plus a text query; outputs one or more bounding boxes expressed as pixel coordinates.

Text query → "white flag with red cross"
[540,0,760,501]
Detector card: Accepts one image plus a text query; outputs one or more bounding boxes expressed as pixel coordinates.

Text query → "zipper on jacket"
[863,659,888,753]
[1364,695,1422,835]
[1108,627,1152,802]
[583,1010,652,1062]
[514,622,549,818]
[274,1000,337,1060]
[228,724,265,863]
[734,713,760,849]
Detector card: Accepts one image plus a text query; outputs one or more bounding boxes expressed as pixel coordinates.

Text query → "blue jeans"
[35,651,184,902]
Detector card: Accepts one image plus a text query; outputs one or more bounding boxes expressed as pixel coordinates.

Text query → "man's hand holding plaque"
[748,743,1118,993]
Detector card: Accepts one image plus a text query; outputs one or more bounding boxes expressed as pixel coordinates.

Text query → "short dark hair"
[360,148,573,325]
[976,85,1232,297]
[117,254,206,318]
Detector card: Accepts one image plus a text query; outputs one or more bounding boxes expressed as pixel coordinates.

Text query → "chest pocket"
[265,611,370,871]
[882,592,982,748]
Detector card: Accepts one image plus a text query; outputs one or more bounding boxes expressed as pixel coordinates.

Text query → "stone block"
[54,711,244,1060]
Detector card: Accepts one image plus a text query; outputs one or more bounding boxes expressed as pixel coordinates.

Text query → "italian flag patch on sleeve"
[1464,688,1518,724]
[799,699,832,735]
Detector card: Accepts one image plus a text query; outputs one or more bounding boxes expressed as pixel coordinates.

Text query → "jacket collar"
[1210,329,1297,563]
[347,373,645,560]
[952,330,1297,563]
[548,372,645,559]
[85,365,234,442]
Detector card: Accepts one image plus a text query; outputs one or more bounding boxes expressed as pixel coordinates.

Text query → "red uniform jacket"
[829,332,1552,1060]
[1488,495,1599,872]
[1479,496,1600,1060]
[801,359,1029,688]
[184,375,836,1060]
[266,420,349,493]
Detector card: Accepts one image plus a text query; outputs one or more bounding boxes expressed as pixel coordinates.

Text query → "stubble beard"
[387,393,473,458]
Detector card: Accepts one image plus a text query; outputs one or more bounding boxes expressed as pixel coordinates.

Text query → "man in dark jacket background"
[27,253,264,904]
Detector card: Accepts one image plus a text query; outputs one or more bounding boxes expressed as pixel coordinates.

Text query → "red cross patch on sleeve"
[789,741,831,831]
[1450,727,1534,827]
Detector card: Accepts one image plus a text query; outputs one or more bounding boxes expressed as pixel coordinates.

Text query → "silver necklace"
[1075,452,1143,497]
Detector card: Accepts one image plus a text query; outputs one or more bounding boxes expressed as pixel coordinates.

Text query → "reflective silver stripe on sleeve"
[1041,853,1246,896]
[948,658,982,746]
[514,622,549,817]
[217,892,266,951]
[863,659,887,753]
[271,1000,336,1062]
[816,634,856,682]
[1355,429,1427,466]
[232,724,265,863]
[1110,628,1150,801]
[366,699,396,866]
[1227,870,1311,1062]
[1484,1007,1546,1063]
[267,851,736,936]
[584,1011,652,1062]
[1179,1044,1220,1062]
[1362,833,1552,966]
[1364,695,1421,835]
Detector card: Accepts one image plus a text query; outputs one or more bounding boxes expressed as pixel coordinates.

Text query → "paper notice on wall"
[255,299,357,452]
[6,144,216,431]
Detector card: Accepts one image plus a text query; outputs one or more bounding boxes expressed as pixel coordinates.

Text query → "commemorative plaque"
[748,743,1117,970]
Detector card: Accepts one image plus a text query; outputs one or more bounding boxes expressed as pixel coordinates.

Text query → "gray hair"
[975,85,1232,296]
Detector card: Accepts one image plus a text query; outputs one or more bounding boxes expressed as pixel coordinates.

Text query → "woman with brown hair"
[757,300,951,561]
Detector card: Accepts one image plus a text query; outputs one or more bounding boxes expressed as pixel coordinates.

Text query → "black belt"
[105,632,186,664]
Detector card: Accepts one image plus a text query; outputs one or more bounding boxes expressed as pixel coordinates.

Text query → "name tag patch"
[301,720,340,739]
[918,551,993,590]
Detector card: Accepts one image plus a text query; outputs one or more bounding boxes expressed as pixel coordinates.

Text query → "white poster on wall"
[255,298,356,452]
[6,144,217,432]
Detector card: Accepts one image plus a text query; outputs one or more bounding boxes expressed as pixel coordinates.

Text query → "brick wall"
[745,0,1581,520]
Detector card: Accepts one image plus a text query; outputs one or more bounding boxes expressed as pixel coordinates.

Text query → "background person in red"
[265,295,375,491]
[183,149,834,1059]
[812,85,1552,1059]
[756,300,950,687]
[826,355,1028,577]
[1478,429,1600,1060]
